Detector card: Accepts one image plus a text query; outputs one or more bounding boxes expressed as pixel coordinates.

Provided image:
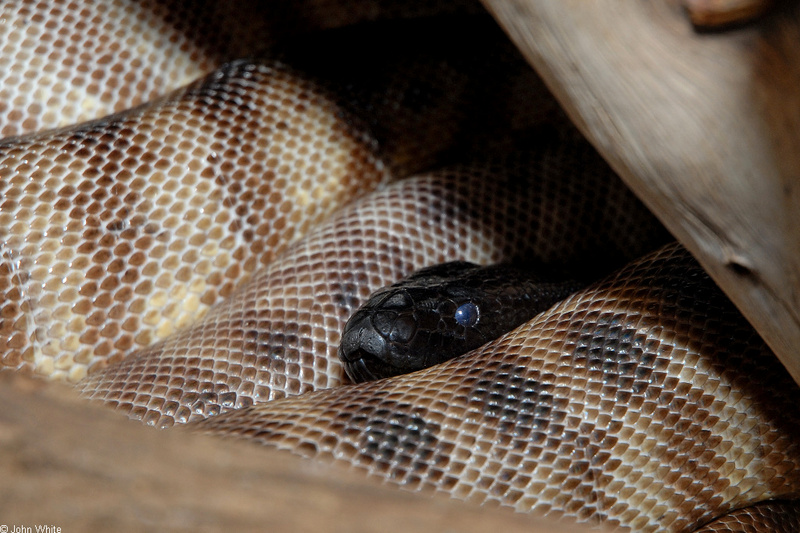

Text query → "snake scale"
[2,1,800,531]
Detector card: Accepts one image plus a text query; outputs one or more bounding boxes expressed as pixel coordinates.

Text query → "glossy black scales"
[339,261,582,382]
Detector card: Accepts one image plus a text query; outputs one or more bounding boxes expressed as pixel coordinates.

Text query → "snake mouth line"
[343,353,381,383]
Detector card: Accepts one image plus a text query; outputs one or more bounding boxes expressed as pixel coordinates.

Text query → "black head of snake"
[339,261,582,382]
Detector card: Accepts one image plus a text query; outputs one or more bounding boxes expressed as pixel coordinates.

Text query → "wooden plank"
[0,373,591,533]
[683,0,774,28]
[482,0,800,384]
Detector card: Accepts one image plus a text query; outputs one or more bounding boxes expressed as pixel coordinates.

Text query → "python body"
[2,2,800,531]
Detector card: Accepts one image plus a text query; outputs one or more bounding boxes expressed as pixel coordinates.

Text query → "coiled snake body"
[1,2,800,531]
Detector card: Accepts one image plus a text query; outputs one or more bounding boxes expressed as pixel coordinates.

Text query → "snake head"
[338,261,581,383]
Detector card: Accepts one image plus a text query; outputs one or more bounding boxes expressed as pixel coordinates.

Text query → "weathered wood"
[0,373,591,533]
[684,0,774,28]
[482,0,800,384]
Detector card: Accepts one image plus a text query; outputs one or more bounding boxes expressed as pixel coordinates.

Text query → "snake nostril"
[339,312,388,362]
[339,311,410,383]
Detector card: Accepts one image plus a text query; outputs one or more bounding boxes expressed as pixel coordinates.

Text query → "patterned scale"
[2,2,799,531]
[0,60,388,380]
[195,244,800,532]
[0,0,483,137]
[695,501,800,532]
[79,140,668,428]
[1,11,553,381]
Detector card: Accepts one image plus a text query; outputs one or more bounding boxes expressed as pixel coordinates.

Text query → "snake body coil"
[199,243,800,532]
[1,2,799,531]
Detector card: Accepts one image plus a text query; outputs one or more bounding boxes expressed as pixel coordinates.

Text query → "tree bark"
[483,0,800,384]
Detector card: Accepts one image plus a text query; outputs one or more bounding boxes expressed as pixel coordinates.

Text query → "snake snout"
[338,310,393,383]
[340,351,380,383]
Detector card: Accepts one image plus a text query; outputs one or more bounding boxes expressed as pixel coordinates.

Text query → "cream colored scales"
[1,1,799,531]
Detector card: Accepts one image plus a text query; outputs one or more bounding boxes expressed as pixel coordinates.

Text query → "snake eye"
[454,302,479,327]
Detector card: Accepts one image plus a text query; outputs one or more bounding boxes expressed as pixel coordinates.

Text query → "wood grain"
[684,0,774,28]
[0,372,592,533]
[482,0,800,384]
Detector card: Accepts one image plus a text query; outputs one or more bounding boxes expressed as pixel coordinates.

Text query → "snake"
[338,261,585,382]
[2,1,800,532]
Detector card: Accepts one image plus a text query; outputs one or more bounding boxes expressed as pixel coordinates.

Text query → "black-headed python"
[1,2,799,531]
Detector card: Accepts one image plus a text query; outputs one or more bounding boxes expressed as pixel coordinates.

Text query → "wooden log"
[0,373,591,533]
[684,0,774,28]
[482,0,800,384]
